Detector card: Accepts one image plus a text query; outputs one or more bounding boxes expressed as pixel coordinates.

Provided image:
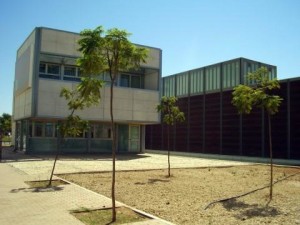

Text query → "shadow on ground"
[1,147,150,163]
[222,199,281,220]
[134,178,170,185]
[51,153,151,161]
[1,147,43,163]
[10,186,64,193]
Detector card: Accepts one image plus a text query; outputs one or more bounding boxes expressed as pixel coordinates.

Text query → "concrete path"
[5,151,251,180]
[0,148,252,225]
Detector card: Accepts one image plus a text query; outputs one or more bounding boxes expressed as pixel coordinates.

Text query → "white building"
[13,27,162,154]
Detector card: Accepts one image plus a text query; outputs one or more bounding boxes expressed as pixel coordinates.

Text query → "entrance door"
[118,125,128,152]
[129,125,140,152]
[117,125,140,152]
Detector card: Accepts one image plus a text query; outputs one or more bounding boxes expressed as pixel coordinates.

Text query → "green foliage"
[58,115,89,138]
[77,25,149,222]
[59,77,103,138]
[0,113,11,134]
[60,77,103,112]
[77,26,148,81]
[77,26,106,76]
[2,136,11,142]
[232,66,283,201]
[77,77,103,107]
[232,67,283,115]
[157,96,185,126]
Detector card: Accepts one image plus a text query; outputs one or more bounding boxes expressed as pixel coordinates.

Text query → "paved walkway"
[0,148,252,225]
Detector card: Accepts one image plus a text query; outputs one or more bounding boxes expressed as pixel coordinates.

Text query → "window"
[39,63,82,81]
[176,72,189,96]
[120,74,130,87]
[39,62,60,80]
[269,67,276,80]
[31,122,57,137]
[63,65,81,81]
[163,76,175,97]
[243,61,259,85]
[64,66,76,76]
[35,122,43,137]
[29,122,33,137]
[45,123,54,137]
[120,73,143,89]
[93,124,112,139]
[131,75,141,88]
[190,69,204,94]
[98,73,113,86]
[222,61,240,89]
[48,64,60,75]
[39,63,46,73]
[205,65,220,92]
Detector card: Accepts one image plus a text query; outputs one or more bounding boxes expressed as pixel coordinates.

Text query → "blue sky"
[1,0,300,115]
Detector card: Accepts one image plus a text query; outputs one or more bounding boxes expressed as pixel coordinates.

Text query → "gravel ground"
[59,165,300,225]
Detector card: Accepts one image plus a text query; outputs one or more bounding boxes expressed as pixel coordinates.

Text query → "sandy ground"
[59,165,300,225]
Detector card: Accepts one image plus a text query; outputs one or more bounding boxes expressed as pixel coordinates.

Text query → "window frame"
[63,65,81,81]
[91,123,112,139]
[119,73,143,89]
[39,62,61,80]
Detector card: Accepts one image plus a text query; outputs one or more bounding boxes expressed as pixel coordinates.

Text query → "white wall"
[14,29,35,120]
[37,79,159,124]
[14,89,32,119]
[40,28,161,69]
[144,70,159,90]
[140,47,161,69]
[40,29,81,57]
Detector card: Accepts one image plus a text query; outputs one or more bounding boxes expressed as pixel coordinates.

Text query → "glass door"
[129,125,140,152]
[118,124,128,152]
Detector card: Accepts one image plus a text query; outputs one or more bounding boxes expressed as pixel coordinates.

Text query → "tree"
[48,77,103,186]
[157,96,185,177]
[77,26,148,222]
[232,67,282,200]
[0,113,12,135]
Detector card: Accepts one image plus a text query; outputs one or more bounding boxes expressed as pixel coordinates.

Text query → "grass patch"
[25,179,68,188]
[72,207,149,225]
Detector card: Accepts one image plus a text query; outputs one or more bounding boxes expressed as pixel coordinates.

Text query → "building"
[13,27,162,154]
[146,58,300,160]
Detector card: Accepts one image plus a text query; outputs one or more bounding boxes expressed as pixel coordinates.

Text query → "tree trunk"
[167,124,170,177]
[110,80,116,222]
[48,150,59,186]
[48,134,61,186]
[268,113,273,201]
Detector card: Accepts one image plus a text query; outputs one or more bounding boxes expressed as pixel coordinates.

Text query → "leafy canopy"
[157,96,185,126]
[232,67,283,115]
[77,26,148,80]
[0,113,11,134]
[77,26,149,222]
[59,77,104,137]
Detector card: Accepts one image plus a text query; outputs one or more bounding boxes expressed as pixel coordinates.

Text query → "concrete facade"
[13,27,162,154]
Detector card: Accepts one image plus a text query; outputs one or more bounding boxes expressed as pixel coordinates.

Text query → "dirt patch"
[72,206,149,224]
[59,165,300,225]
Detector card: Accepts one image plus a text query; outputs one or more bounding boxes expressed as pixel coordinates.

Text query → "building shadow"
[40,153,151,161]
[2,147,151,163]
[1,147,44,163]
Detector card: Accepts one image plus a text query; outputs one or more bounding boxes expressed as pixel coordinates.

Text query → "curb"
[56,175,175,225]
